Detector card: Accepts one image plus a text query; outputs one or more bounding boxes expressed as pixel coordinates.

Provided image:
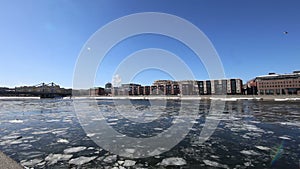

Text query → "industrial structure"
[0,82,72,98]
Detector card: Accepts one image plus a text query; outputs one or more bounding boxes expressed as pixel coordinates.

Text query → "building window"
[276,89,280,95]
[260,90,264,95]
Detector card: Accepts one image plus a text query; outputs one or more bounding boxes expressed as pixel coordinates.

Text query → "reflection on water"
[0,99,299,168]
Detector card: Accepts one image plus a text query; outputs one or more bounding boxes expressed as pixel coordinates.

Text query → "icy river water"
[0,99,299,169]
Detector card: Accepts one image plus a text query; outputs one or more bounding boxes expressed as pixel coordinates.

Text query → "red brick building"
[256,71,300,95]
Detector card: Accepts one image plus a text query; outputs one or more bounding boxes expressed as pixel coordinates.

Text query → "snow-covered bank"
[0,97,40,100]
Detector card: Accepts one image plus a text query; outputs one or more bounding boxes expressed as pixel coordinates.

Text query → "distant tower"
[105,82,112,89]
[105,82,112,95]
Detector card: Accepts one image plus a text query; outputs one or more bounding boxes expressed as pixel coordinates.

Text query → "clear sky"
[0,0,299,88]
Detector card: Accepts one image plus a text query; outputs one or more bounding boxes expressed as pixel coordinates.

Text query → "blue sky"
[0,0,299,88]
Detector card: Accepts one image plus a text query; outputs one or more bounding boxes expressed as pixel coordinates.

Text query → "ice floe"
[255,146,270,151]
[203,160,229,169]
[45,154,73,165]
[240,150,261,156]
[118,160,124,165]
[123,160,136,167]
[124,148,135,154]
[64,146,86,154]
[20,127,32,131]
[8,119,24,123]
[159,157,187,166]
[57,138,69,144]
[21,158,43,167]
[279,136,292,140]
[69,156,97,165]
[103,155,117,163]
[279,122,300,127]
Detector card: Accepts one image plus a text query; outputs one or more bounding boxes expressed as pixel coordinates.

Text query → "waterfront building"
[255,71,300,95]
[112,83,141,96]
[110,78,243,96]
[89,87,105,96]
[143,86,151,95]
[244,79,258,95]
[152,80,180,95]
[104,82,112,95]
[227,79,243,95]
[178,80,199,95]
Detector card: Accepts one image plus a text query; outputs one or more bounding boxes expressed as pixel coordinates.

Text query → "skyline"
[1,0,300,88]
[0,69,298,89]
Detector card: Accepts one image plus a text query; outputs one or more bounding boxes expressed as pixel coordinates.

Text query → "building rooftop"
[256,71,300,80]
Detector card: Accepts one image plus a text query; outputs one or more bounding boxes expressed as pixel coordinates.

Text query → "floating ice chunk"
[203,160,229,169]
[9,119,23,123]
[123,160,136,167]
[148,149,162,156]
[64,146,86,154]
[242,135,250,139]
[32,130,51,135]
[10,140,22,145]
[190,120,198,124]
[0,139,22,145]
[118,160,124,165]
[57,139,69,144]
[153,128,163,131]
[280,122,300,127]
[103,155,117,163]
[244,162,252,167]
[2,135,22,140]
[279,136,291,140]
[21,159,43,167]
[255,146,270,151]
[87,133,96,137]
[240,150,261,156]
[108,118,118,122]
[69,156,97,165]
[20,128,32,131]
[159,157,186,166]
[210,155,220,159]
[125,148,135,154]
[243,124,265,132]
[45,154,73,165]
[172,119,185,124]
[46,119,60,123]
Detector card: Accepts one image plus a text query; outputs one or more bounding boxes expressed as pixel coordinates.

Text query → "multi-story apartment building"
[256,71,300,95]
[112,83,142,96]
[89,87,105,96]
[200,79,242,95]
[110,79,243,96]
[152,80,180,95]
[244,79,258,95]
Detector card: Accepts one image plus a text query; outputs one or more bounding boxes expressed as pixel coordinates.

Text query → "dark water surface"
[0,99,299,169]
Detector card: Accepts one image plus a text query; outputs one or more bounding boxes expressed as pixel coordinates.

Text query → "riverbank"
[1,95,299,101]
[73,95,300,101]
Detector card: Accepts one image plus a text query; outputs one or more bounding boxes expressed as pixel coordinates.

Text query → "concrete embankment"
[0,151,23,169]
[0,95,299,101]
[74,95,300,101]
